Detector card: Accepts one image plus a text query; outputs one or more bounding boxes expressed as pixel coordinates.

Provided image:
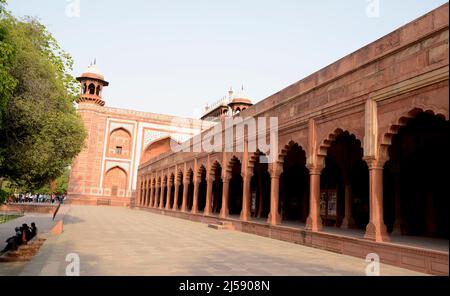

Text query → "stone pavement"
[4,205,424,276]
[0,213,55,246]
[0,212,57,276]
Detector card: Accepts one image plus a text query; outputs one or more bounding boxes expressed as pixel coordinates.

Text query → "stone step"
[0,236,46,263]
[208,224,221,230]
[208,223,235,231]
[0,255,32,262]
[7,249,38,256]
[217,221,233,226]
[18,244,43,251]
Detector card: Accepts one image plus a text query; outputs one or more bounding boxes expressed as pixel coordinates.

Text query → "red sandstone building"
[67,63,213,206]
[70,4,449,275]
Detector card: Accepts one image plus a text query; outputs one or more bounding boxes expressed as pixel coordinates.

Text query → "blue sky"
[8,0,448,118]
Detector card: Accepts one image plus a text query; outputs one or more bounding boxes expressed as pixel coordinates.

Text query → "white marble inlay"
[105,161,130,173]
[110,122,134,134]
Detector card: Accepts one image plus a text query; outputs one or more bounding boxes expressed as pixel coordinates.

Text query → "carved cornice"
[370,66,449,102]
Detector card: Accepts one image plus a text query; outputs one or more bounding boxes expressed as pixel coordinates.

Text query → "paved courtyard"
[2,205,424,276]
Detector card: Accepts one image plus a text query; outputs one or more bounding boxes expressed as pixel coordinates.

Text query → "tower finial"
[228,87,234,99]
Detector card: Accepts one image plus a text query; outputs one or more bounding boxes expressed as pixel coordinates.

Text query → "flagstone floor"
[1,205,425,276]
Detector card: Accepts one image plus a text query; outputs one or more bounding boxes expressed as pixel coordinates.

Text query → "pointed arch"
[382,109,449,238]
[227,156,243,216]
[210,161,223,214]
[108,127,132,158]
[103,166,128,197]
[277,141,309,224]
[318,129,368,229]
[249,150,271,219]
[88,83,96,95]
[141,137,178,165]
[197,165,208,212]
[379,108,448,162]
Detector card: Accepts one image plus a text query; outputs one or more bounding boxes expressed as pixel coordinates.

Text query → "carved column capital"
[222,171,231,183]
[269,161,283,179]
[206,173,214,183]
[241,170,254,180]
[306,164,324,175]
[363,156,386,170]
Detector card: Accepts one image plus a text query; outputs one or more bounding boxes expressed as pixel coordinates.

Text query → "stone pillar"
[341,184,354,228]
[136,178,141,206]
[154,183,160,208]
[220,174,230,218]
[364,159,389,242]
[142,180,146,207]
[204,175,213,216]
[147,180,151,207]
[181,179,189,212]
[149,180,154,208]
[140,181,145,207]
[149,179,153,206]
[150,184,154,208]
[240,171,253,222]
[165,178,172,210]
[173,178,180,211]
[138,182,145,207]
[257,171,264,218]
[149,184,153,207]
[159,180,165,209]
[268,163,281,225]
[305,166,323,232]
[192,179,200,214]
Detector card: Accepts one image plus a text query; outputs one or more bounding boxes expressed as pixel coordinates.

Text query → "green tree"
[35,167,70,196]
[0,0,17,128]
[0,8,86,191]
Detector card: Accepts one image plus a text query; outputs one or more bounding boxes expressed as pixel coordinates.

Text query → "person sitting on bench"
[30,222,38,240]
[1,227,22,254]
[21,224,31,244]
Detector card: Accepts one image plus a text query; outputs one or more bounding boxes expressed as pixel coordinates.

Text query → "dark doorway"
[383,112,449,238]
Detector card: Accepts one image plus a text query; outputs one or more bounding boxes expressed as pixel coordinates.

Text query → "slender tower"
[68,62,112,205]
[76,61,109,106]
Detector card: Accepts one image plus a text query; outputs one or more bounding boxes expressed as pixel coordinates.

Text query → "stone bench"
[208,221,235,231]
[0,236,46,262]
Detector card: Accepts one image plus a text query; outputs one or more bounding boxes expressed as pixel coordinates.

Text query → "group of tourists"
[1,222,38,254]
[8,193,66,204]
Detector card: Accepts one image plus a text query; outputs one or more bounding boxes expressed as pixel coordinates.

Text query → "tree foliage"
[0,3,86,191]
[35,167,70,195]
[0,1,17,127]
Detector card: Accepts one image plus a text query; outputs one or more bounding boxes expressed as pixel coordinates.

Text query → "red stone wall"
[103,167,128,197]
[141,137,173,165]
[68,103,208,205]
[106,128,132,159]
[0,204,58,215]
[135,4,449,274]
[140,3,449,176]
[68,107,107,197]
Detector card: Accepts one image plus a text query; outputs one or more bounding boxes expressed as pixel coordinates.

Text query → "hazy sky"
[8,0,448,118]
